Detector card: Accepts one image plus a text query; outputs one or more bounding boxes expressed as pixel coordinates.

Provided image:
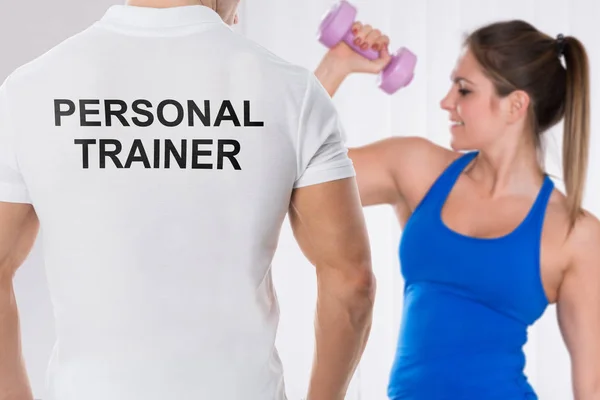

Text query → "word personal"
[55,99,265,127]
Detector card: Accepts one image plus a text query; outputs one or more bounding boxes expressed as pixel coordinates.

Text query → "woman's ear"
[506,89,531,123]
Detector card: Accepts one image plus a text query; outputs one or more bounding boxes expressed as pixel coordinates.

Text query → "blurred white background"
[2,0,599,399]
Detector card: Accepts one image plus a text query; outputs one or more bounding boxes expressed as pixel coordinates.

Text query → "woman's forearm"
[314,55,351,98]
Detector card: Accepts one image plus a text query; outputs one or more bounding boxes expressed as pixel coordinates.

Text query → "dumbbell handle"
[342,30,380,61]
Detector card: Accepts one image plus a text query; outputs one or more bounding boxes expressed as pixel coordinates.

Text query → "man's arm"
[289,177,375,400]
[0,201,39,400]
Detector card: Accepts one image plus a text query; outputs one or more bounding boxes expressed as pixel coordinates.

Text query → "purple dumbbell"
[317,0,417,94]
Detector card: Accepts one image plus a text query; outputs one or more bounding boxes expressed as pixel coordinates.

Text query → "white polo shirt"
[0,5,355,400]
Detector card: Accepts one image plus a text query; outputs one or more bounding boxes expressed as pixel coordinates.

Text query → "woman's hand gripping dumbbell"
[316,0,417,95]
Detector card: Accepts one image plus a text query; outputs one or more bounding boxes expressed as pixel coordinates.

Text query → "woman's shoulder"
[546,188,600,265]
[383,135,461,174]
[568,208,600,257]
[381,136,462,209]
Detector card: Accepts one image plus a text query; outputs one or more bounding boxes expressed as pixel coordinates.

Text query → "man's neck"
[125,0,215,9]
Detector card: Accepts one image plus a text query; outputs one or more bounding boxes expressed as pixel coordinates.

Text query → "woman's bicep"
[348,136,455,209]
[348,139,402,207]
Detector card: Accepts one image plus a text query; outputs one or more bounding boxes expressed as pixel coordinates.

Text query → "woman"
[314,20,600,399]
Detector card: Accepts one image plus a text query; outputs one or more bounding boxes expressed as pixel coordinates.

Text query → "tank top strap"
[520,175,555,234]
[419,151,478,212]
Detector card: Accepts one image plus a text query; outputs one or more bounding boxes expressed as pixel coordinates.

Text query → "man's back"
[1,5,358,400]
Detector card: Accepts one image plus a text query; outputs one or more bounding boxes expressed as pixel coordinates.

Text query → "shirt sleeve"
[293,72,355,189]
[0,78,32,204]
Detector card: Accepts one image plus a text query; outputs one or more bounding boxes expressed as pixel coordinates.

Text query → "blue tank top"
[387,151,554,400]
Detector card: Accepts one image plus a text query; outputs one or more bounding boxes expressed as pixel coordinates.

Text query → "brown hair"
[465,21,590,229]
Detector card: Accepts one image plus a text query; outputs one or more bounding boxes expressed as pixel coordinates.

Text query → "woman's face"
[440,48,513,152]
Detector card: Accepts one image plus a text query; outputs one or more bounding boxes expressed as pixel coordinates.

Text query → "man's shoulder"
[225,31,312,86]
[8,26,97,86]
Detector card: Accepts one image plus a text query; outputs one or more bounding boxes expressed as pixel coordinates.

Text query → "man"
[0,1,375,399]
